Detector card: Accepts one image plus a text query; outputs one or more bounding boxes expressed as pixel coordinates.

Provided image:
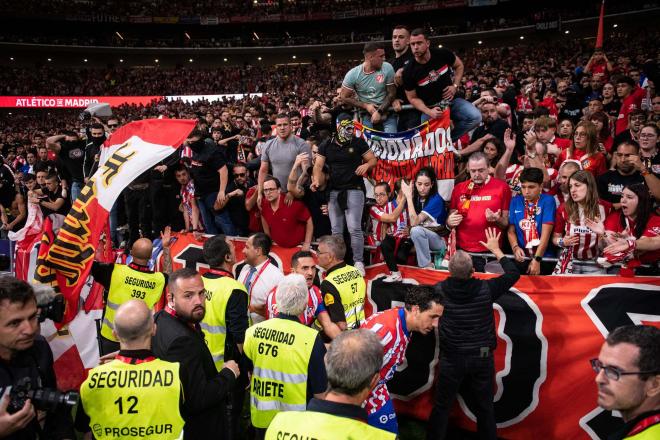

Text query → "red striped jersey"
[369,201,408,242]
[554,201,610,260]
[361,308,410,415]
[265,284,326,326]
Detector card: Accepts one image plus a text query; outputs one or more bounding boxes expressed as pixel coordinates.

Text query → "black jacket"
[151,310,236,440]
[0,336,74,440]
[437,257,520,353]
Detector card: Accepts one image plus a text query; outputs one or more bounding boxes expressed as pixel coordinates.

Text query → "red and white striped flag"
[34,118,196,324]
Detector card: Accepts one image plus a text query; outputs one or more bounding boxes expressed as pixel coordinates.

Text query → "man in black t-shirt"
[390,25,420,131]
[597,142,645,208]
[37,173,70,218]
[402,28,481,141]
[311,113,377,276]
[46,130,85,201]
[218,162,253,237]
[185,129,233,235]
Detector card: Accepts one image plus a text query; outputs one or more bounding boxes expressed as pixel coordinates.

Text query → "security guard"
[79,300,184,440]
[317,234,366,330]
[266,329,395,440]
[91,229,173,355]
[200,235,249,440]
[244,274,327,436]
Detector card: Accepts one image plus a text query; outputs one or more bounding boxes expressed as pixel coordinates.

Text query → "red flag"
[595,0,605,48]
[34,118,196,324]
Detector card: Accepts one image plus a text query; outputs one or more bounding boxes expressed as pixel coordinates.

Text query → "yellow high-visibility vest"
[100,264,166,342]
[80,357,184,439]
[324,264,366,329]
[266,410,396,440]
[201,274,247,371]
[244,317,317,429]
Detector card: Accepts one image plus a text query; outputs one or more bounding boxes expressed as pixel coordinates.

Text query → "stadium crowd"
[0,1,651,48]
[0,15,658,440]
[2,27,659,275]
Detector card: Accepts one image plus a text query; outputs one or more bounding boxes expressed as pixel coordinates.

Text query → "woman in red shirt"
[552,170,610,274]
[588,183,660,274]
[589,111,614,155]
[555,121,608,177]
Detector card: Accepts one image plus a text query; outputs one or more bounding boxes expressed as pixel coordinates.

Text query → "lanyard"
[245,260,270,303]
[206,268,234,279]
[116,355,156,365]
[628,414,660,437]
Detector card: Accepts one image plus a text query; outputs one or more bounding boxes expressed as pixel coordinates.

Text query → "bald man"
[91,227,174,355]
[78,300,185,439]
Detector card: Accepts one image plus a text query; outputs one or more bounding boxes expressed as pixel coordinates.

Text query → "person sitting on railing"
[507,168,556,275]
[552,170,611,274]
[586,183,660,276]
[368,181,410,283]
[401,167,447,270]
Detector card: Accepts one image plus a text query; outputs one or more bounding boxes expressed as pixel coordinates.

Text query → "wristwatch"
[534,255,542,262]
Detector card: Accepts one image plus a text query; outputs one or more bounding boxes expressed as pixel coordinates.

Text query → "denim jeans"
[421,97,482,141]
[198,192,237,235]
[427,352,497,440]
[70,180,83,203]
[328,189,365,263]
[410,226,446,267]
[360,112,398,133]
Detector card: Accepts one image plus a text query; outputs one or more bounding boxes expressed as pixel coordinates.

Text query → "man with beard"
[591,325,660,440]
[362,285,444,434]
[470,101,509,145]
[597,142,645,209]
[403,28,481,142]
[389,25,419,131]
[152,268,240,440]
[216,162,253,237]
[557,80,584,124]
[447,152,512,272]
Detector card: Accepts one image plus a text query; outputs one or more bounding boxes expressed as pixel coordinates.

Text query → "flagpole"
[595,0,605,49]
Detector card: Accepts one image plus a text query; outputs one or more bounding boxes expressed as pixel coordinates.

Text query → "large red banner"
[364,265,660,440]
[163,233,660,439]
[0,96,162,108]
[15,231,660,438]
[357,112,456,188]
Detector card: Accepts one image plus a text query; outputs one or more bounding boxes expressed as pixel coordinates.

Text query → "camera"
[33,285,65,323]
[6,377,79,414]
[78,102,112,122]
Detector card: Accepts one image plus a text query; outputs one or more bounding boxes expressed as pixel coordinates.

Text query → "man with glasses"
[216,162,254,237]
[597,142,645,209]
[591,325,660,440]
[614,110,646,149]
[447,152,512,272]
[260,175,313,250]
